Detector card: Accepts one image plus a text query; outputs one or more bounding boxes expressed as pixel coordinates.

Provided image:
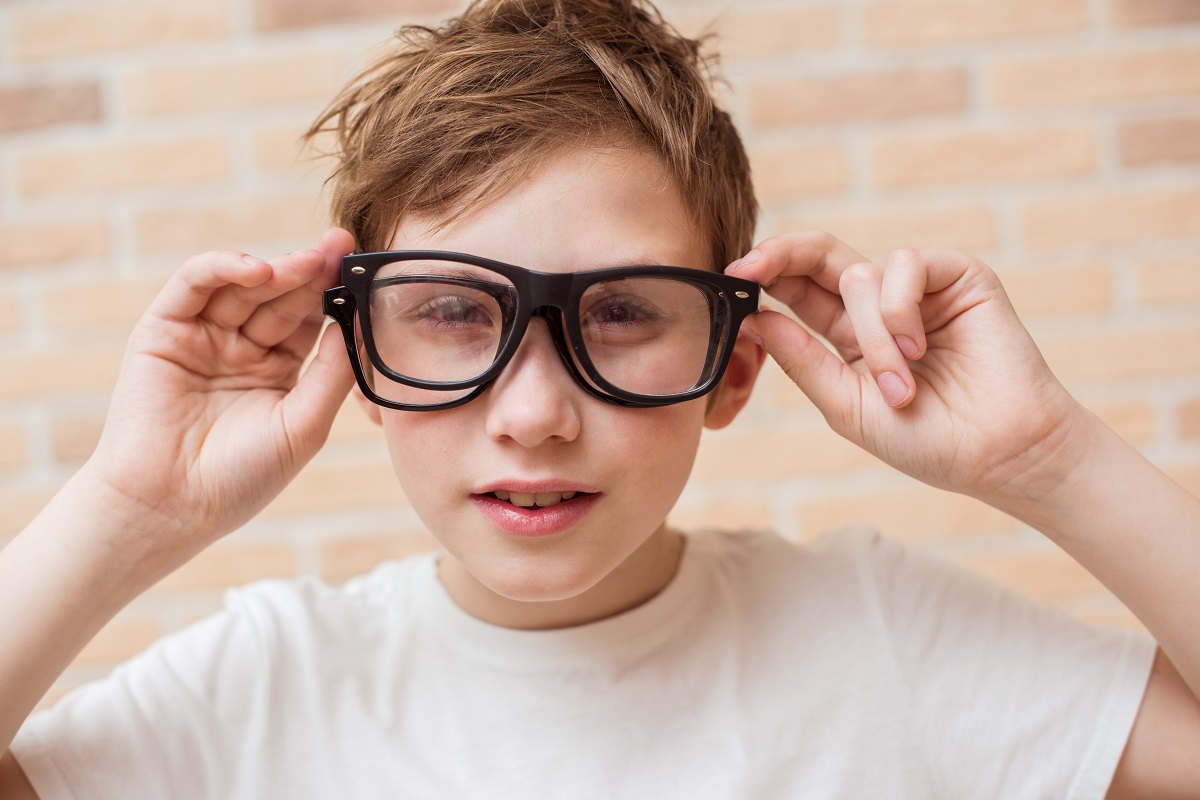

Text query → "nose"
[483,318,583,446]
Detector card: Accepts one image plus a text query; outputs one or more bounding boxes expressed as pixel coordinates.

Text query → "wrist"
[966,397,1106,528]
[976,404,1141,541]
[44,462,201,593]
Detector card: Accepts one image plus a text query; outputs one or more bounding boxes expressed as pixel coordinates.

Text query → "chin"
[475,551,613,603]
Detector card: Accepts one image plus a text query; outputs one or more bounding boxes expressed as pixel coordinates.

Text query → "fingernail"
[896,335,920,360]
[878,372,910,407]
[728,249,763,273]
[739,326,763,348]
[242,254,268,268]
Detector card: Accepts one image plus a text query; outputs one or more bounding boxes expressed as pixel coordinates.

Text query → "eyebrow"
[587,255,675,270]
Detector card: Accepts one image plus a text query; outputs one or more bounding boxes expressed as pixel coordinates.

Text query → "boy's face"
[362,145,761,629]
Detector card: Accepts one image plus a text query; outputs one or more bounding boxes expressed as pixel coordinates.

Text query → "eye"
[583,293,660,328]
[416,295,495,329]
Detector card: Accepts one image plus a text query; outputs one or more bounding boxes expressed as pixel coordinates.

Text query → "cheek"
[610,402,707,483]
[379,413,464,499]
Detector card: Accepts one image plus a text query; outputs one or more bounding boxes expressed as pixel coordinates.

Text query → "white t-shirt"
[13,528,1154,799]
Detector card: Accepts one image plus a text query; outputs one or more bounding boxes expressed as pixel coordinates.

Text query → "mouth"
[485,489,589,509]
[472,486,601,537]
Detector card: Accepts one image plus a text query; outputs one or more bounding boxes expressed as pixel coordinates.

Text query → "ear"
[704,332,766,430]
[353,385,384,426]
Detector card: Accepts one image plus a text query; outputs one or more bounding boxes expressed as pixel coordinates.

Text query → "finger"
[726,231,869,296]
[278,323,356,462]
[880,248,981,358]
[273,317,326,365]
[879,249,929,360]
[740,311,863,435]
[148,251,273,323]
[201,248,328,331]
[839,262,915,408]
[239,229,355,348]
[748,273,861,359]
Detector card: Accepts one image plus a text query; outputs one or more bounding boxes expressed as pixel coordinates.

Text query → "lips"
[471,482,600,537]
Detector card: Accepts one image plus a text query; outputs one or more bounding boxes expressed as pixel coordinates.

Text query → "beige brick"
[0,421,28,470]
[0,218,110,269]
[133,193,329,254]
[1168,464,1200,499]
[750,143,847,202]
[0,347,124,399]
[12,0,230,61]
[676,6,839,59]
[253,121,337,174]
[668,500,774,533]
[75,613,164,666]
[327,398,385,444]
[157,540,296,591]
[125,54,344,116]
[15,351,119,413]
[797,486,1016,540]
[254,0,458,31]
[1021,189,1200,248]
[694,425,877,482]
[42,275,164,329]
[748,68,967,127]
[954,548,1104,600]
[0,290,20,333]
[19,136,230,199]
[1092,401,1156,446]
[319,531,441,583]
[52,413,107,464]
[0,81,102,134]
[993,48,1200,107]
[1040,327,1200,382]
[1178,398,1200,439]
[1110,0,1200,27]
[1000,263,1113,318]
[263,457,409,516]
[781,205,998,256]
[865,0,1086,45]
[1138,259,1200,306]
[0,486,58,537]
[871,128,1095,188]
[1118,116,1200,167]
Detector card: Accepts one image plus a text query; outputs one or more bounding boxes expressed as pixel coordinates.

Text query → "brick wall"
[1,0,1197,704]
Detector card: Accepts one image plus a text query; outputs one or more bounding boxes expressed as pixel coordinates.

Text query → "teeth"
[492,490,578,508]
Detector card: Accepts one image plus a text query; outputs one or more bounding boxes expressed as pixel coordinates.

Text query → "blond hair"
[306,0,756,269]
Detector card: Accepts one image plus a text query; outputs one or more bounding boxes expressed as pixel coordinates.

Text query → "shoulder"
[681,525,909,637]
[685,524,897,595]
[220,551,438,645]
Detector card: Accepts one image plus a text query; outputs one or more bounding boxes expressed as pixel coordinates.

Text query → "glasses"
[323,251,760,411]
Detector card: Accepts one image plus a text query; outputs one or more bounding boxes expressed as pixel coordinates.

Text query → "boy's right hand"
[78,227,356,573]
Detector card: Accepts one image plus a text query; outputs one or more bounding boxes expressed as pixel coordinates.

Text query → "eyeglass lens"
[362,259,723,406]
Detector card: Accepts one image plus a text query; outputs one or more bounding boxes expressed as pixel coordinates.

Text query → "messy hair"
[305,0,757,269]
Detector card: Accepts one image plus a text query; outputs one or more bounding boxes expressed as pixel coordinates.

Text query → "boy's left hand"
[726,232,1087,509]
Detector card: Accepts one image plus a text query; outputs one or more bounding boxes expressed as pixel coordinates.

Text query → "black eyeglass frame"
[323,250,760,411]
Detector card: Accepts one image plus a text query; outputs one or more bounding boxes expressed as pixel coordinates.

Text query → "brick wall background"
[1,0,1198,705]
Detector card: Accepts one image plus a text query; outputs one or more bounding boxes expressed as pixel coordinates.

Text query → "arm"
[0,229,356,790]
[727,233,1200,796]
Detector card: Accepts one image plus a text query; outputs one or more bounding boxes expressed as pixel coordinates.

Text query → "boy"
[2,0,1199,796]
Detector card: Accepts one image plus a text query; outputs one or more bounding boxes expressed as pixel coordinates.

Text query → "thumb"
[314,227,357,280]
[741,310,861,432]
[280,323,356,462]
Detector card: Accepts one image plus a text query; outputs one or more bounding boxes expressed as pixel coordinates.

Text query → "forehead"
[387,145,709,272]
